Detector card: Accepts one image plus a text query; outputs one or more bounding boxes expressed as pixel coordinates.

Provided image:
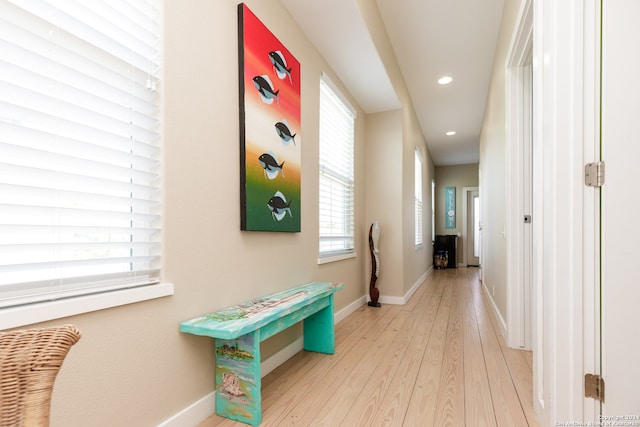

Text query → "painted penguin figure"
[267,191,292,221]
[275,121,296,146]
[258,153,285,179]
[252,75,279,105]
[268,51,293,84]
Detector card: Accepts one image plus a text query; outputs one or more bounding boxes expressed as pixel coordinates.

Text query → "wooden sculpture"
[368,221,381,307]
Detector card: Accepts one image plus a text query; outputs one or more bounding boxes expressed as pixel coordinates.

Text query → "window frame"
[318,74,356,263]
[415,149,424,248]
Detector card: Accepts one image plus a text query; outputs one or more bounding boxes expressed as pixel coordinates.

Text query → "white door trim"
[582,0,601,421]
[462,186,478,267]
[506,0,533,351]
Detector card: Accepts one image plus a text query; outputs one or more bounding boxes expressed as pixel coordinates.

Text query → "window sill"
[0,283,174,330]
[317,252,357,265]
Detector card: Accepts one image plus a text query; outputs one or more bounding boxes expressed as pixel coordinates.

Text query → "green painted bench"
[180,281,344,426]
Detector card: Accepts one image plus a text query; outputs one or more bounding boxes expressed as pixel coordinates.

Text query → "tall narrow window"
[415,150,424,247]
[319,75,355,258]
[0,1,162,308]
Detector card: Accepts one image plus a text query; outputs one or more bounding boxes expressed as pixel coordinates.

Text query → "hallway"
[200,268,537,426]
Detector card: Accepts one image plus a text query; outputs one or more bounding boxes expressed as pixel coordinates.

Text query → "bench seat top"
[180,281,344,340]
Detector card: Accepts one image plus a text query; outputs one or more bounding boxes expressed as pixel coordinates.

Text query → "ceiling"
[280,0,505,166]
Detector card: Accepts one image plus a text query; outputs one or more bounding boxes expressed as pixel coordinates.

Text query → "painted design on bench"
[181,282,344,342]
[204,310,248,323]
[217,342,254,361]
[222,373,245,397]
[216,334,258,422]
[199,290,309,324]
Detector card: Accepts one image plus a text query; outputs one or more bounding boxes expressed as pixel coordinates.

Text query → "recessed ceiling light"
[446,131,456,136]
[438,76,453,85]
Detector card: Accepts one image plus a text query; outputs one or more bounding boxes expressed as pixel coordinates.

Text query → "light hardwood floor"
[198,268,538,426]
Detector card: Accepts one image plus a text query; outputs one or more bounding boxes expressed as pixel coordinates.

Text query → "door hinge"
[585,161,605,187]
[585,373,605,402]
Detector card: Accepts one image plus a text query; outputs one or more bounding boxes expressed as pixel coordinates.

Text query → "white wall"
[479,0,521,324]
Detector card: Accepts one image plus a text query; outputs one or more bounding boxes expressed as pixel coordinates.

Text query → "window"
[0,1,162,309]
[415,150,424,247]
[319,75,355,259]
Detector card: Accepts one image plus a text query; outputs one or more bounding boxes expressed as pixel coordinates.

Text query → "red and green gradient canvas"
[239,3,301,232]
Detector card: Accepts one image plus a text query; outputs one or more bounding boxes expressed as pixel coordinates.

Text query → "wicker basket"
[0,325,81,427]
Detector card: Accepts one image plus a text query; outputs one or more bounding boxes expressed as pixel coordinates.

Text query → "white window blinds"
[415,149,424,246]
[0,0,162,308]
[319,75,355,257]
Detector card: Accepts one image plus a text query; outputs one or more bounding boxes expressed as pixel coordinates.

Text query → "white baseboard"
[335,295,367,324]
[378,294,405,305]
[407,267,432,301]
[377,266,433,305]
[481,280,507,337]
[160,294,367,426]
[157,391,215,427]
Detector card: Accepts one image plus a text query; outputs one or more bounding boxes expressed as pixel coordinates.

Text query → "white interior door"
[601,0,640,413]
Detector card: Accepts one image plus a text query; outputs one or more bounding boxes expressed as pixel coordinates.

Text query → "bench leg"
[214,331,262,426]
[303,295,336,354]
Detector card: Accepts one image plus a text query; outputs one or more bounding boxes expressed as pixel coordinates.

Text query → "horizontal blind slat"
[0,183,158,212]
[0,163,158,200]
[0,204,159,226]
[0,12,159,89]
[0,142,158,184]
[9,0,160,73]
[0,224,159,242]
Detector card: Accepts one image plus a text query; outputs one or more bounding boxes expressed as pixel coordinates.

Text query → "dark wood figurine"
[368,222,381,307]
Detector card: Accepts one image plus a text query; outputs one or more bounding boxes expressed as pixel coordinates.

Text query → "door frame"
[506,0,534,352]
[462,186,479,267]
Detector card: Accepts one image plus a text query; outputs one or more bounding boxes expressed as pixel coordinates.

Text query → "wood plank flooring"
[197,268,538,426]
